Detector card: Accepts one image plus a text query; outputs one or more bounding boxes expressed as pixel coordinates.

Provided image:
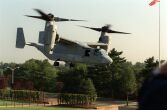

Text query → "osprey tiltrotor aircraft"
[16,9,130,67]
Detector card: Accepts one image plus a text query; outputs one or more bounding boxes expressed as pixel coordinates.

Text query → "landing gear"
[54,61,60,66]
[53,61,75,68]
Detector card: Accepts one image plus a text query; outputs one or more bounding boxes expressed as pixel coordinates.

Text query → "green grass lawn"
[0,106,92,110]
[0,99,33,106]
[0,107,87,110]
[0,99,138,110]
[0,100,94,110]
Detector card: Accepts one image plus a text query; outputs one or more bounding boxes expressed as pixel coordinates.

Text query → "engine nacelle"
[39,21,57,53]
[98,35,111,52]
[98,33,111,53]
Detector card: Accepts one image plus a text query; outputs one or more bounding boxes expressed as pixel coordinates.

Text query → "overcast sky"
[0,0,166,64]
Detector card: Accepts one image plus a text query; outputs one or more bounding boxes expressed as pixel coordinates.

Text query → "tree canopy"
[2,59,58,92]
[57,64,96,96]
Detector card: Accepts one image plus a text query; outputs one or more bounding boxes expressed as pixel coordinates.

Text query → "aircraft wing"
[87,42,108,50]
[58,37,91,48]
[59,37,77,45]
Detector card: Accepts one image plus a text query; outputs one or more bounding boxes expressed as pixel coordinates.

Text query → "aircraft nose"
[104,56,113,64]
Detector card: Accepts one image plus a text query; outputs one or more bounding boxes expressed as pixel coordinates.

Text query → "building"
[0,76,8,89]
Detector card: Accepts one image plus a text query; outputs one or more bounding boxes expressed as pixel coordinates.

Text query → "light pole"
[7,67,20,88]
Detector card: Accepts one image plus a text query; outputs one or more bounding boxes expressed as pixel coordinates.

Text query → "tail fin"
[16,28,26,48]
[38,31,45,44]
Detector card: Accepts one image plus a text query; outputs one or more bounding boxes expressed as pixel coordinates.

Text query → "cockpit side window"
[94,49,100,56]
[85,49,90,56]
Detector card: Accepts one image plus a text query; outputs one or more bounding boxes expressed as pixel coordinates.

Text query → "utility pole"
[7,67,20,89]
[158,2,161,68]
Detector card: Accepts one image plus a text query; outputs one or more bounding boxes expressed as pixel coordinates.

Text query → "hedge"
[57,93,97,105]
[0,89,44,102]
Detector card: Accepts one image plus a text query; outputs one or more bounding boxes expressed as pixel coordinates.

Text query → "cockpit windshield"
[94,49,106,56]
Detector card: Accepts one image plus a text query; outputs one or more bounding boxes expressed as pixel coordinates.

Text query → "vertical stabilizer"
[16,28,26,48]
[38,31,45,44]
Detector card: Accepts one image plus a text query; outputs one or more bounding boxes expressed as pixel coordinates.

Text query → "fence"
[0,89,56,107]
[0,90,98,109]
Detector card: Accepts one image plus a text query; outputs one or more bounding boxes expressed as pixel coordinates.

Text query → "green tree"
[133,62,145,90]
[0,62,3,76]
[57,64,96,96]
[119,62,137,105]
[108,48,127,98]
[87,65,111,97]
[138,57,158,87]
[143,57,158,75]
[88,48,128,98]
[79,78,96,95]
[15,59,58,92]
[88,48,138,100]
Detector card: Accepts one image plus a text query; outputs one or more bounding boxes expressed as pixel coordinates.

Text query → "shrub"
[58,93,97,105]
[0,89,44,102]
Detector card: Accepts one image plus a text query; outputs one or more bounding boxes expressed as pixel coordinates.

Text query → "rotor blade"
[33,9,51,21]
[78,25,102,32]
[54,17,86,22]
[107,30,131,34]
[34,9,48,17]
[25,15,45,20]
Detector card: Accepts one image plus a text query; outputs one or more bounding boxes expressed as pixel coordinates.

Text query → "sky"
[0,0,167,64]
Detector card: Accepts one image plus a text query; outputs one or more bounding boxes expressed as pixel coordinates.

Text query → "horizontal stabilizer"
[16,28,25,48]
